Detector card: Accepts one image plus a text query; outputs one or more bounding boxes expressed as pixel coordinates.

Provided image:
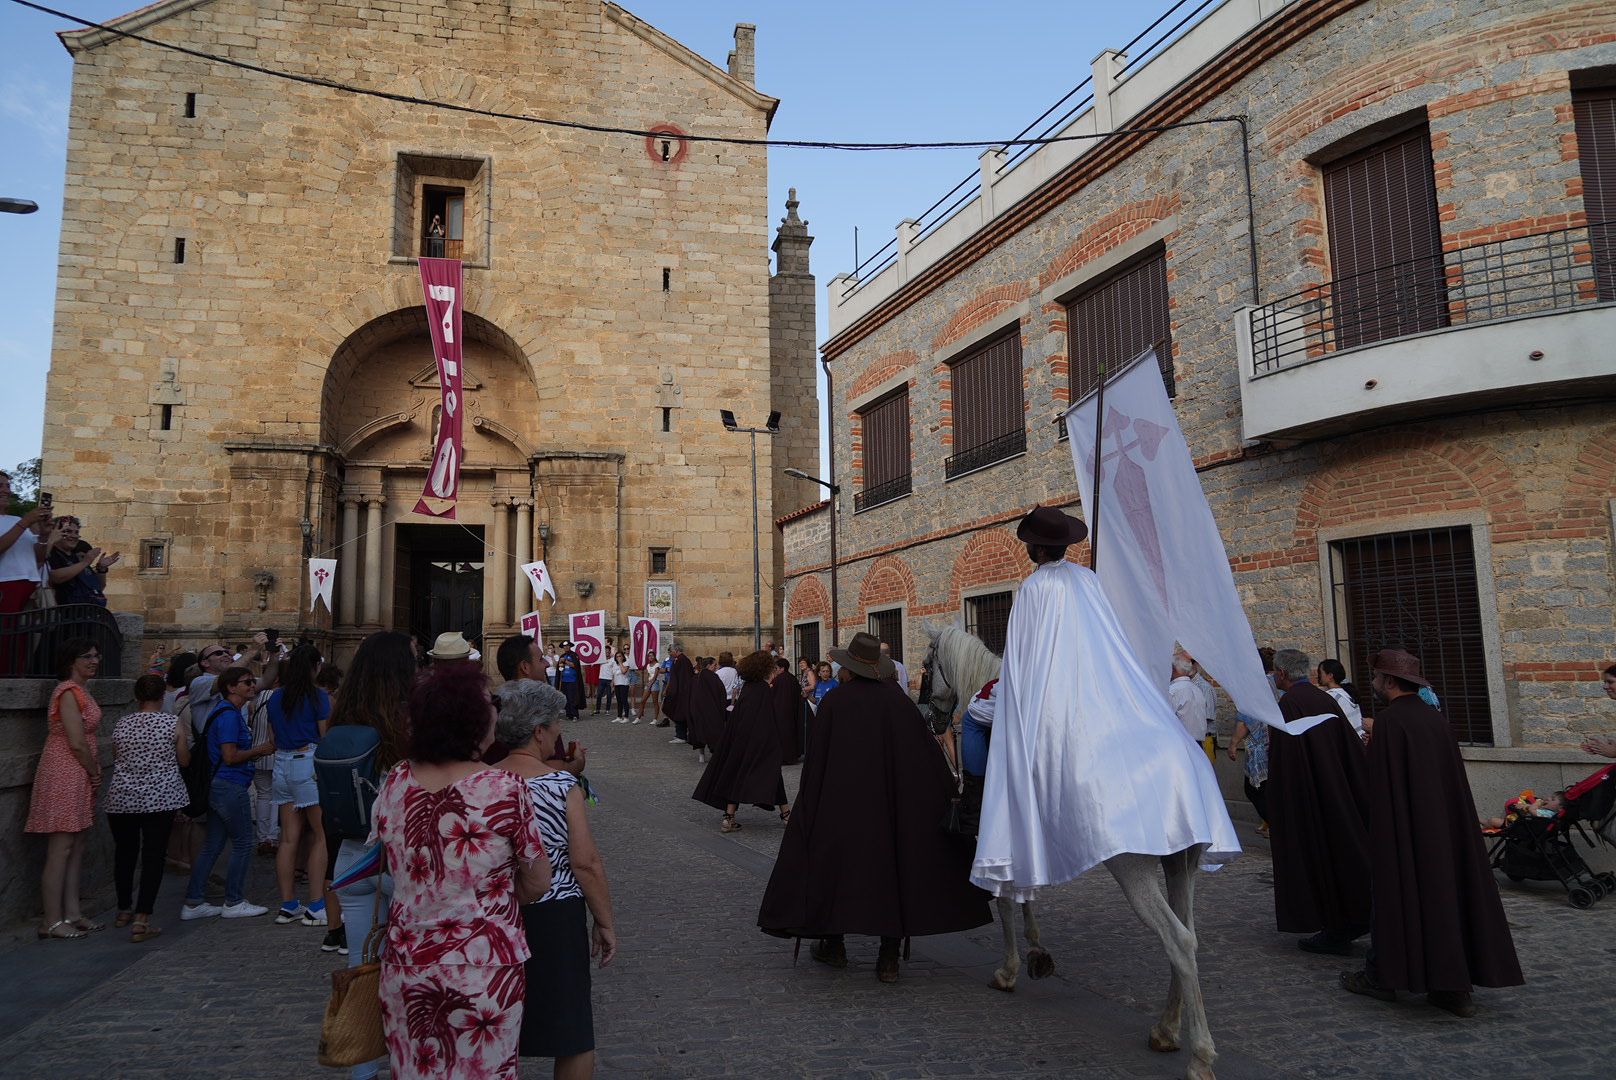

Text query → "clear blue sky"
[0,0,1152,476]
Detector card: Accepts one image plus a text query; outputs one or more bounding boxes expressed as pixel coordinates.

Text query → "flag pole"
[1088,361,1107,570]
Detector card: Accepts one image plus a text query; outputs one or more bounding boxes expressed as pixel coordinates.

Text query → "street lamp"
[782,467,841,645]
[721,409,780,651]
[0,198,39,215]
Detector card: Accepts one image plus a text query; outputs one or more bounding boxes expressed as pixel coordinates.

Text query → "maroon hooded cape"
[758,676,991,940]
[692,680,787,811]
[1267,681,1373,933]
[687,668,728,751]
[1365,694,1523,992]
[770,670,802,765]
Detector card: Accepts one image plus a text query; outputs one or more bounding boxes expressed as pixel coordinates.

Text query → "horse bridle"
[923,638,959,732]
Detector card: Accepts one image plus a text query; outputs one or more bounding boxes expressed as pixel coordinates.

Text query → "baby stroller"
[1486,763,1616,908]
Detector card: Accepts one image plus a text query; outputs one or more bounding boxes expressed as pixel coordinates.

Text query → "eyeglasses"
[202,649,228,662]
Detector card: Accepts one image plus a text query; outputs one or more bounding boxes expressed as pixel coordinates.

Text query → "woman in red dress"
[26,636,105,939]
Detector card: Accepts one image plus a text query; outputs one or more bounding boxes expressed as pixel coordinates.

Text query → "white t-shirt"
[891,658,909,692]
[1167,677,1204,743]
[597,658,620,684]
[0,515,41,585]
[1326,686,1364,733]
[1191,672,1217,730]
[716,665,741,701]
[611,662,630,686]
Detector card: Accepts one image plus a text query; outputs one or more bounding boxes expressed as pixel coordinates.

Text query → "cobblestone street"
[1,717,1611,1080]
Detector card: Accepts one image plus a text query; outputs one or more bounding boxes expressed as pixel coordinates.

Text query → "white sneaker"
[181,903,222,921]
[698,752,707,764]
[668,737,685,744]
[630,717,641,724]
[611,718,627,724]
[301,904,328,926]
[222,901,269,919]
[275,903,307,924]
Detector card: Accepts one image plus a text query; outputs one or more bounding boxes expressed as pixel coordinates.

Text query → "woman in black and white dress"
[105,673,191,942]
[495,680,617,1079]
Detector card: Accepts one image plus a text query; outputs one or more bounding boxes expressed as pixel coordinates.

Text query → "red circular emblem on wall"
[646,124,690,166]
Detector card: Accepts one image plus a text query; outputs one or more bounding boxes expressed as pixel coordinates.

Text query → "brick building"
[781,0,1616,800]
[43,0,818,660]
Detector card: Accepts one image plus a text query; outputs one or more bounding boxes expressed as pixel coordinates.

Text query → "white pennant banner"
[521,560,557,604]
[308,558,337,613]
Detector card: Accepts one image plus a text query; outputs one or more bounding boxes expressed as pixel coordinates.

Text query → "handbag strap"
[361,852,388,964]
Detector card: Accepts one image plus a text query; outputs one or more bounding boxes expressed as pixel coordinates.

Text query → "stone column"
[487,498,511,627]
[338,496,360,627]
[362,496,384,626]
[513,499,534,616]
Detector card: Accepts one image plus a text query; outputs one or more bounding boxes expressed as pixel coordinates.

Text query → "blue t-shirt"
[559,660,580,684]
[267,688,330,750]
[204,702,255,787]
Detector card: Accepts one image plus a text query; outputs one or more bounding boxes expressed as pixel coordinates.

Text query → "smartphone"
[39,492,53,511]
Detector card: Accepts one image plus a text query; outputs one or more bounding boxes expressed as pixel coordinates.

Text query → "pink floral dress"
[25,682,101,833]
[371,764,546,1080]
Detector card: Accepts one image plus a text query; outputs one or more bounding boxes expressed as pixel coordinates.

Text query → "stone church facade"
[44,0,818,660]
[782,0,1616,804]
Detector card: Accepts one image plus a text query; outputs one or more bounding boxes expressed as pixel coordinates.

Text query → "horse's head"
[921,626,959,732]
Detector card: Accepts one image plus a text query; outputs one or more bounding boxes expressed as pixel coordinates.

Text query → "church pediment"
[409,363,483,392]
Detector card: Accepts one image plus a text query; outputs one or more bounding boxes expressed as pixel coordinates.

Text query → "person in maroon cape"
[691,651,788,833]
[770,657,802,765]
[661,642,695,744]
[757,632,991,984]
[1342,649,1523,1016]
[1267,647,1373,955]
[686,657,728,766]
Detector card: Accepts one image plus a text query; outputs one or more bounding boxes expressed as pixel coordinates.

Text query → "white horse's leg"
[1023,900,1055,979]
[990,894,1021,991]
[1108,852,1216,1080]
[1149,849,1200,1051]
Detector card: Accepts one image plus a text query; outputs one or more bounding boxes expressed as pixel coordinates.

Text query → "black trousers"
[562,682,582,718]
[1243,777,1268,824]
[593,680,612,712]
[614,685,631,716]
[108,810,175,914]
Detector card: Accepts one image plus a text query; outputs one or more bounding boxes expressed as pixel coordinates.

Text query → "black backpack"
[181,702,229,818]
[314,725,383,842]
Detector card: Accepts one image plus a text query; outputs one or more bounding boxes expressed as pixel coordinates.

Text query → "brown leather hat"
[829,631,896,681]
[1371,648,1430,688]
[1015,504,1088,546]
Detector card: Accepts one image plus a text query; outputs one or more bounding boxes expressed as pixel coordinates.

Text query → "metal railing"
[0,603,124,679]
[1115,0,1225,83]
[1250,223,1615,375]
[421,237,464,260]
[945,428,1027,479]
[853,473,912,513]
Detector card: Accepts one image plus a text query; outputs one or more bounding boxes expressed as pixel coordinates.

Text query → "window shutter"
[946,331,1026,476]
[856,390,911,510]
[1573,88,1616,300]
[1066,249,1174,407]
[1323,126,1447,347]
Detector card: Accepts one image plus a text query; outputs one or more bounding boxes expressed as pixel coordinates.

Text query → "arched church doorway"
[320,308,541,658]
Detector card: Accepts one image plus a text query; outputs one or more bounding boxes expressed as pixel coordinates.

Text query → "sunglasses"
[202,649,229,662]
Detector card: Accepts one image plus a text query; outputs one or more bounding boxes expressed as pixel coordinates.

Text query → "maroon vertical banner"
[630,617,659,670]
[415,257,464,519]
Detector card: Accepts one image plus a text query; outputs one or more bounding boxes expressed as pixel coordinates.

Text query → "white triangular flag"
[308,558,337,613]
[519,610,544,651]
[521,560,556,603]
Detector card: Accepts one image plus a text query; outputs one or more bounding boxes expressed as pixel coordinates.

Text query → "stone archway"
[319,308,542,653]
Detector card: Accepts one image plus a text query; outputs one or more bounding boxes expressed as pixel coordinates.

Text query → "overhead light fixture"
[720,409,738,431]
[765,410,781,433]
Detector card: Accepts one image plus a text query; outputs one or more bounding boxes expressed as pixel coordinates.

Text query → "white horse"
[923,624,1216,1080]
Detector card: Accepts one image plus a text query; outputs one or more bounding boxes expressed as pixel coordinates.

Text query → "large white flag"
[521,561,557,604]
[1064,350,1325,735]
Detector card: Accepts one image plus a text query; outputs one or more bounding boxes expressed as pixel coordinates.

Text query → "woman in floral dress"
[372,663,550,1080]
[26,637,105,939]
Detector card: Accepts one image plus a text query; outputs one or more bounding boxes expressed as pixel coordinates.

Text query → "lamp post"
[782,467,840,653]
[0,198,39,215]
[721,409,780,651]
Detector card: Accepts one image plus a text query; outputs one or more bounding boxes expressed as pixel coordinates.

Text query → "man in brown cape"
[661,641,695,744]
[758,632,991,983]
[1342,649,1523,1016]
[1267,647,1373,954]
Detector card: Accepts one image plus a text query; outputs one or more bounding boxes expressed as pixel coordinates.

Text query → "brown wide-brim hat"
[1371,648,1430,688]
[829,631,896,681]
[1016,504,1089,546]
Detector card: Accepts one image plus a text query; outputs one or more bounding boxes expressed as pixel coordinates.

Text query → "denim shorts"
[271,748,319,808]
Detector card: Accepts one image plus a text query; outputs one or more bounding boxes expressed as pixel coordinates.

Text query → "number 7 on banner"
[519,610,544,651]
[521,561,556,604]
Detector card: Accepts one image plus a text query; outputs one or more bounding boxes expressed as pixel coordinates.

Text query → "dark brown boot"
[810,937,847,969]
[876,938,900,983]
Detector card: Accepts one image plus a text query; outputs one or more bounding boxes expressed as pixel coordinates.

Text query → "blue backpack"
[314,725,382,842]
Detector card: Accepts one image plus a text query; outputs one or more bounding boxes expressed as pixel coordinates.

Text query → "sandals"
[130,920,163,943]
[38,920,87,940]
[114,912,134,929]
[72,918,107,933]
[721,814,742,833]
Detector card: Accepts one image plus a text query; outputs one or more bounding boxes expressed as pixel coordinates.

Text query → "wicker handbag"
[317,888,388,1068]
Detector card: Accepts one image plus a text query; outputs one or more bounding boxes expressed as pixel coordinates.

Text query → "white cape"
[970,561,1240,902]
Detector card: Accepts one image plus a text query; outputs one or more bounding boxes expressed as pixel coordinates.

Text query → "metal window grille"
[794,622,821,666]
[946,330,1025,478]
[649,549,668,575]
[1328,525,1491,745]
[1322,125,1448,349]
[1066,248,1174,408]
[867,608,903,660]
[855,389,911,512]
[964,591,1014,656]
[1573,88,1616,300]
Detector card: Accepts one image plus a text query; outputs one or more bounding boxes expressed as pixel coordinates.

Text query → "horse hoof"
[1185,1058,1216,1080]
[989,972,1017,993]
[1027,948,1055,980]
[1148,1027,1181,1054]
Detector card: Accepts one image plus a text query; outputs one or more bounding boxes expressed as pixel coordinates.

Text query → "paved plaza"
[0,717,1611,1080]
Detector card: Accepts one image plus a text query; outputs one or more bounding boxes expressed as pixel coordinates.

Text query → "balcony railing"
[1251,223,1614,375]
[0,604,124,679]
[945,428,1027,479]
[421,237,465,260]
[854,473,912,513]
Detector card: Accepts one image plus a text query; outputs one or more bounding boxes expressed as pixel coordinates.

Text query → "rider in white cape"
[971,507,1240,902]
